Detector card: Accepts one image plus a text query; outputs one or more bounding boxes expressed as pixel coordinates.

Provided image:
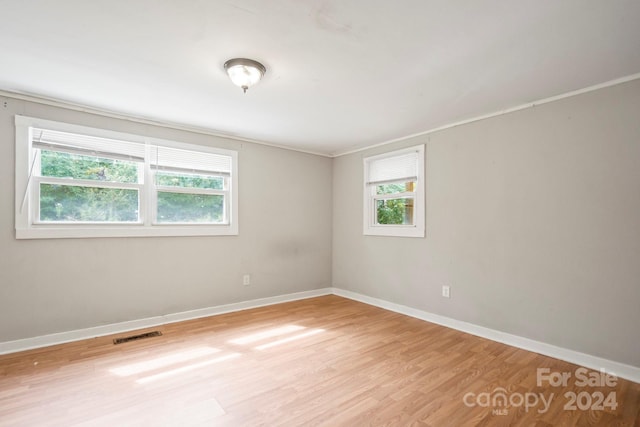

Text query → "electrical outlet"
[442,285,450,298]
[243,274,251,286]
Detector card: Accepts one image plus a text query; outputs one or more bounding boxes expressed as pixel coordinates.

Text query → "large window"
[363,144,425,237]
[15,116,238,239]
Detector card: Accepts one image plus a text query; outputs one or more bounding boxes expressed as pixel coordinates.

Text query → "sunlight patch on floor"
[108,324,326,385]
[228,324,305,345]
[135,353,241,384]
[109,347,221,377]
[255,329,325,350]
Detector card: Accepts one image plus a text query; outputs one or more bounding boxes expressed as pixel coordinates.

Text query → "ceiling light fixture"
[224,58,266,93]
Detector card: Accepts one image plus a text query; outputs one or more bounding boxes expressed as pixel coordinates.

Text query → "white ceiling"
[1,1,639,156]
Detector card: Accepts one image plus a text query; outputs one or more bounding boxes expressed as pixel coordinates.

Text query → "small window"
[15,116,238,239]
[363,145,425,237]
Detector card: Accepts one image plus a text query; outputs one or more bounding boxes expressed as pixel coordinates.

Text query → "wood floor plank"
[0,295,638,426]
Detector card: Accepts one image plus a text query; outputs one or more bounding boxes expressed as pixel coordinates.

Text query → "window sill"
[363,225,425,238]
[15,224,238,239]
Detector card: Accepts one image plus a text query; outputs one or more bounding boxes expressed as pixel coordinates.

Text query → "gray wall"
[333,79,640,367]
[0,98,333,342]
[2,79,639,369]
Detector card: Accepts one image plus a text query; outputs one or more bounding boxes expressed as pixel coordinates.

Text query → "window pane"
[157,192,224,223]
[40,150,140,183]
[155,172,224,190]
[40,184,139,222]
[376,198,414,225]
[376,181,416,195]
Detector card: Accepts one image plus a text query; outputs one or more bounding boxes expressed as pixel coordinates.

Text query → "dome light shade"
[224,58,266,93]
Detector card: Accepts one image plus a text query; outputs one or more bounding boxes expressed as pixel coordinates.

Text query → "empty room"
[1,1,639,426]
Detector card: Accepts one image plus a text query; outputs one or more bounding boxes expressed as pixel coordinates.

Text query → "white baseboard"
[0,288,332,355]
[2,286,638,385]
[332,288,640,384]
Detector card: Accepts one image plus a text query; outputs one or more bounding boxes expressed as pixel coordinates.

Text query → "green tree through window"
[375,182,415,225]
[40,150,139,222]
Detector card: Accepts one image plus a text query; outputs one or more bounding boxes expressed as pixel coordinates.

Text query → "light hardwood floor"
[0,295,638,426]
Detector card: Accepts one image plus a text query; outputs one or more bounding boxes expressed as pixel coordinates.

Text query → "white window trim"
[363,144,425,238]
[15,115,239,239]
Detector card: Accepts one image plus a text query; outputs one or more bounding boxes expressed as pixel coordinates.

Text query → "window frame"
[15,115,239,239]
[363,144,425,238]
